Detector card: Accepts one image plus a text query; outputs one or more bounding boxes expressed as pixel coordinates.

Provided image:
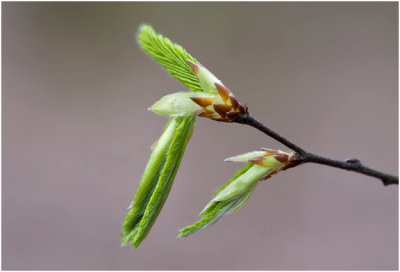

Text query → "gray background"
[2,2,398,270]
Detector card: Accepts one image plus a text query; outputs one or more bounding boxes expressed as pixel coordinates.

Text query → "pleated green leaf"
[122,25,205,249]
[137,24,203,92]
[178,163,258,238]
[122,115,195,248]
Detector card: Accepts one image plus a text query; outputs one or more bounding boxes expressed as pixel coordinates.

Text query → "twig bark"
[233,113,398,186]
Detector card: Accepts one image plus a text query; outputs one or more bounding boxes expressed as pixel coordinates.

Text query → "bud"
[225,148,296,169]
[188,60,248,122]
[178,148,297,237]
[148,60,248,122]
[149,91,208,116]
[214,148,296,202]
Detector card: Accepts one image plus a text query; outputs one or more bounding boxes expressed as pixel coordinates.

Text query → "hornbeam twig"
[233,114,398,186]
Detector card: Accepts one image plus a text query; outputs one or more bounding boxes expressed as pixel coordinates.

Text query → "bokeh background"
[2,2,398,270]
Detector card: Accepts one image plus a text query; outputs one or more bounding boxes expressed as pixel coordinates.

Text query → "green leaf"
[137,24,204,92]
[199,162,253,216]
[121,119,176,246]
[178,189,254,238]
[122,25,206,249]
[178,199,240,238]
[178,163,257,238]
[122,115,196,248]
[132,115,195,247]
[214,162,254,196]
[212,164,271,202]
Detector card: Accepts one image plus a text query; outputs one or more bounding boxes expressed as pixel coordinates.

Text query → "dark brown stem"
[233,113,398,186]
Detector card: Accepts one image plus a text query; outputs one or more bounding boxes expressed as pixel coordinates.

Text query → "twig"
[233,113,398,186]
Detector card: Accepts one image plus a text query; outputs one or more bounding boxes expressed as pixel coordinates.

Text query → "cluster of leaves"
[121,24,294,249]
[122,24,208,248]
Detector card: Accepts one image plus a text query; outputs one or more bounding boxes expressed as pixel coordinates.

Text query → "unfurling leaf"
[122,115,195,247]
[137,24,203,93]
[122,25,204,249]
[178,149,296,237]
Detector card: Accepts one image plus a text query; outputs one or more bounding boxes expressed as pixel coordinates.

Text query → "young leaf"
[178,148,296,238]
[137,24,203,92]
[131,115,195,247]
[121,119,176,246]
[122,25,205,249]
[178,163,256,237]
[122,115,196,248]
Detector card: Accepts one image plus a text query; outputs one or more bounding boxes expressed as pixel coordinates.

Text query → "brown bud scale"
[215,83,231,104]
[229,96,239,108]
[274,154,289,164]
[190,97,213,108]
[261,168,280,181]
[248,157,265,166]
[260,148,279,155]
[213,104,231,118]
[187,59,200,75]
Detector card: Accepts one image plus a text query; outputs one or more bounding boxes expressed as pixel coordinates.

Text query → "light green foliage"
[121,25,204,248]
[214,162,254,197]
[123,24,287,246]
[178,163,258,237]
[121,119,176,246]
[138,24,203,93]
[178,149,291,237]
[122,115,195,247]
[212,164,271,202]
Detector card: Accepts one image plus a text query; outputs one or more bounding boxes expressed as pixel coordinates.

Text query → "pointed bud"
[224,151,267,162]
[189,82,248,122]
[187,59,222,95]
[225,148,295,168]
[150,91,211,116]
[151,60,247,122]
[214,148,297,202]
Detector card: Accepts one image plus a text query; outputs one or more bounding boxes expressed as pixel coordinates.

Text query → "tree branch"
[233,113,398,186]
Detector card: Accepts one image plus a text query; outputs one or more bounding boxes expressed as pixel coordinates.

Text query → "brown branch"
[233,113,398,186]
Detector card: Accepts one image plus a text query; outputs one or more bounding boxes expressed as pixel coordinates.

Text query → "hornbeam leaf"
[137,24,203,92]
[122,25,205,249]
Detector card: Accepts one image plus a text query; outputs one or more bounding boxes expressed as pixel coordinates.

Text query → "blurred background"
[2,2,398,270]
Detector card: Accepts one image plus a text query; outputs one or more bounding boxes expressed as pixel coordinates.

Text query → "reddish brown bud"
[345,158,360,164]
[184,61,247,122]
